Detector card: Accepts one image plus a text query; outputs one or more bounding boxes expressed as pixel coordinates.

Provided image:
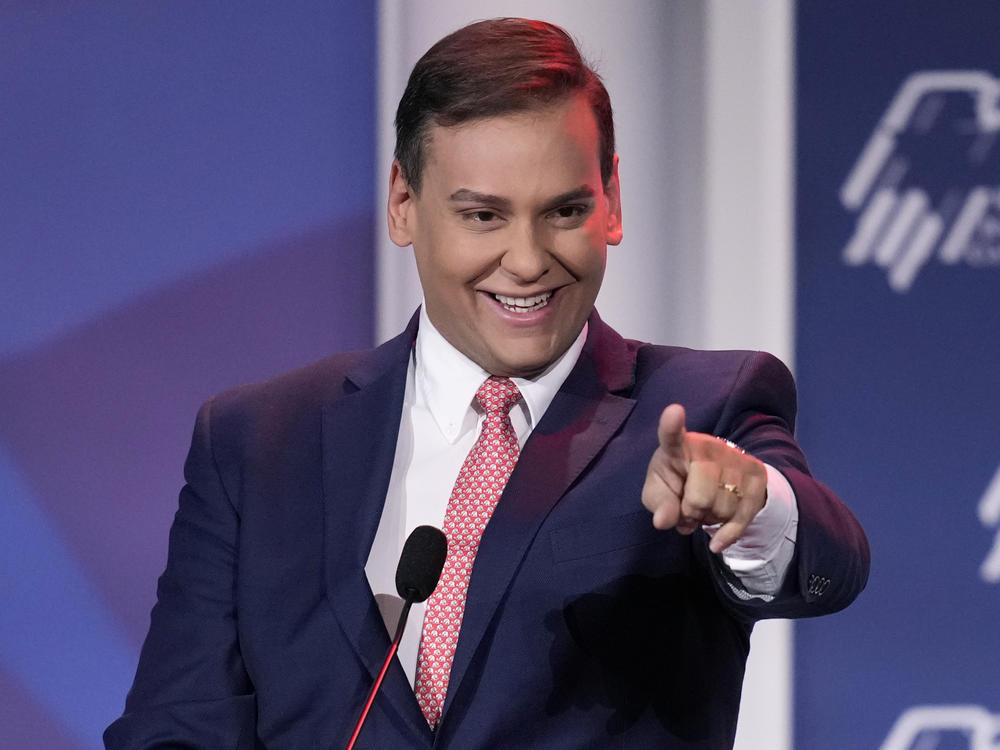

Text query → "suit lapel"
[440,313,638,723]
[321,315,433,742]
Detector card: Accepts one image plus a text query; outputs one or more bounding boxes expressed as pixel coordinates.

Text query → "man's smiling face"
[387,93,623,378]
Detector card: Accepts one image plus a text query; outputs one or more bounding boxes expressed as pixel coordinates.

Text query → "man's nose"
[500,224,551,282]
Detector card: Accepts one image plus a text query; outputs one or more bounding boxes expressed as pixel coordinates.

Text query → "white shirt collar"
[414,305,588,443]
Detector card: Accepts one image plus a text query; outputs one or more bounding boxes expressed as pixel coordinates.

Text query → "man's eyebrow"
[546,186,596,207]
[448,189,512,210]
[448,186,596,209]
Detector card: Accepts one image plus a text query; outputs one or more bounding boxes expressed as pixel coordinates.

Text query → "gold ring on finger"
[720,482,743,499]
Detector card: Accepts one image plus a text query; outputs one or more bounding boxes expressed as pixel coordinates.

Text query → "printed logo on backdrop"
[978,463,1000,583]
[877,463,1000,750]
[839,70,1000,292]
[880,705,1000,750]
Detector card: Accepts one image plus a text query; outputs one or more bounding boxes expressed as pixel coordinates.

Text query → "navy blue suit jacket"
[106,311,869,749]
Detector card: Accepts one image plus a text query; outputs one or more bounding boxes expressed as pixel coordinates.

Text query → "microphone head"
[395,525,448,603]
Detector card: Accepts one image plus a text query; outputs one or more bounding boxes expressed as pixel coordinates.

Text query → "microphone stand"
[344,595,416,750]
[343,525,445,749]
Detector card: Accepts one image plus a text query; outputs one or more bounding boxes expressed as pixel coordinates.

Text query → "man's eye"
[464,210,499,223]
[550,204,589,223]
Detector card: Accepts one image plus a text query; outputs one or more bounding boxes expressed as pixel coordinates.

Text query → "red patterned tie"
[414,376,522,728]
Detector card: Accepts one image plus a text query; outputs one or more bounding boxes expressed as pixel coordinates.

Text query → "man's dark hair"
[394,18,615,193]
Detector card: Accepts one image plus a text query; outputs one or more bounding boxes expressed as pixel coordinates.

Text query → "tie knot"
[475,376,521,416]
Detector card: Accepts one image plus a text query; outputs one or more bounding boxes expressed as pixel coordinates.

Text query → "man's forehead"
[418,97,603,189]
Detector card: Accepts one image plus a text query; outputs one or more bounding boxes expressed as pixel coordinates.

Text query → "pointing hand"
[641,404,768,553]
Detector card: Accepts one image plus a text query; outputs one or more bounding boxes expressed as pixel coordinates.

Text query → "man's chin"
[479,345,561,379]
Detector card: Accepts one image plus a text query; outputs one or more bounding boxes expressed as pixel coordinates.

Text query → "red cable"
[344,599,413,750]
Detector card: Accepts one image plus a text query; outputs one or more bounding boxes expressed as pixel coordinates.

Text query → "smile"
[494,292,553,313]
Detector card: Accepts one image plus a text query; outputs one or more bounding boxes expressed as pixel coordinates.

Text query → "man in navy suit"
[106,18,869,749]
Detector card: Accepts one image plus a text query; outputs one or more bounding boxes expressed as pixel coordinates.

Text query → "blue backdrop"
[795,2,1000,748]
[0,4,376,747]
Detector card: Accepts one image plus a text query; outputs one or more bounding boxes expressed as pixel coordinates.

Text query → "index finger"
[657,403,688,461]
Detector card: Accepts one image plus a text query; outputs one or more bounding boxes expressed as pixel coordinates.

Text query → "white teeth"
[494,292,552,313]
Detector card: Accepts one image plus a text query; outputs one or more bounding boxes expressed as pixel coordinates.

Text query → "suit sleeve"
[104,400,257,749]
[694,351,871,622]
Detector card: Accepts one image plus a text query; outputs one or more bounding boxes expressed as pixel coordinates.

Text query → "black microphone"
[345,526,447,749]
[395,525,448,603]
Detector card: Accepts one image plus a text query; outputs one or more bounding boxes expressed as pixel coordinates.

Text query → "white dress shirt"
[365,307,798,686]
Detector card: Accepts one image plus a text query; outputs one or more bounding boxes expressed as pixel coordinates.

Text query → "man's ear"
[604,154,623,246]
[387,160,415,247]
